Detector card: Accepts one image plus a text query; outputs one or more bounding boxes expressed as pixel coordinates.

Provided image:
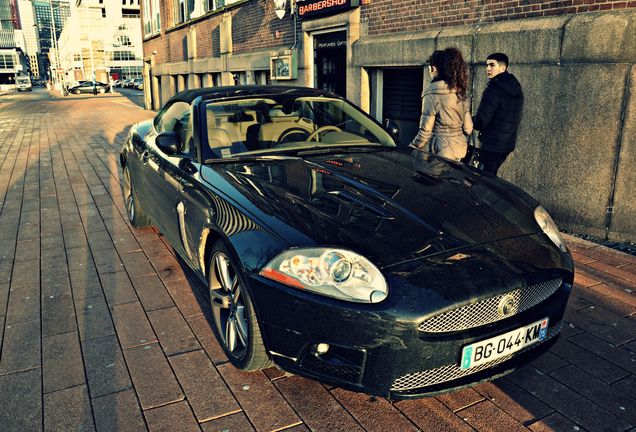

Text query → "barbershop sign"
[297,0,361,19]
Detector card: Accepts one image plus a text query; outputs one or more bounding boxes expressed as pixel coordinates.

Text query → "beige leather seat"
[208,128,233,149]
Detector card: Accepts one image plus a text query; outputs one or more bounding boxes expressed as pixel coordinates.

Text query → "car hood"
[206,149,543,267]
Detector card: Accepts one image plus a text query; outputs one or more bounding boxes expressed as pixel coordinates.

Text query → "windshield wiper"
[203,154,301,164]
[296,144,390,156]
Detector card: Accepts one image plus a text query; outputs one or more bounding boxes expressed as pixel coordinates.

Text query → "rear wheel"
[99,87,106,94]
[122,166,151,228]
[208,242,271,371]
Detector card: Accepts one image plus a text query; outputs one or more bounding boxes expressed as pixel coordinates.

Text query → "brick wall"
[362,0,636,35]
[142,0,298,63]
[231,1,298,53]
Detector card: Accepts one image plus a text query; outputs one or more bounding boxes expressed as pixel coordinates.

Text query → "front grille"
[418,278,562,333]
[391,321,563,392]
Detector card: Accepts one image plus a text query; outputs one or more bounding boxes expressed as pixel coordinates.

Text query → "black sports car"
[120,86,573,399]
[68,81,110,94]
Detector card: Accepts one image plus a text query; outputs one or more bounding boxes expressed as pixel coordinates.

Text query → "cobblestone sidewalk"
[0,93,634,432]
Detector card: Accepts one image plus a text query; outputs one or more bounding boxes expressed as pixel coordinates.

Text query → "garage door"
[382,68,424,148]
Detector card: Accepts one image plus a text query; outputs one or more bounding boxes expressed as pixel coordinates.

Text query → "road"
[0,89,634,432]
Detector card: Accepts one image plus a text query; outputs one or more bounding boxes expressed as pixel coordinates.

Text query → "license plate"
[460,318,549,370]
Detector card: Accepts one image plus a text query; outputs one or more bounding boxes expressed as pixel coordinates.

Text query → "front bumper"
[247,234,574,399]
[248,274,571,399]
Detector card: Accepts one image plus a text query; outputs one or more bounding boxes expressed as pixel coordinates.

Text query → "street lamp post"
[47,0,62,89]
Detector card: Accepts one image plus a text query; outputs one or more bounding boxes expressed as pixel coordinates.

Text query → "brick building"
[142,0,636,242]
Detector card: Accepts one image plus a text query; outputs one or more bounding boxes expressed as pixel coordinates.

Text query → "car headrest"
[208,128,232,149]
[206,110,216,127]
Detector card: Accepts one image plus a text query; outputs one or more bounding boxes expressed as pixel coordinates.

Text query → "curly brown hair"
[428,47,469,101]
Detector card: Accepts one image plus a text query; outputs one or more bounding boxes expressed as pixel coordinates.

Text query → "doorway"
[313,31,347,97]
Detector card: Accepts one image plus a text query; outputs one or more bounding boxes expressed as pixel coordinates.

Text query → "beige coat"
[410,80,473,161]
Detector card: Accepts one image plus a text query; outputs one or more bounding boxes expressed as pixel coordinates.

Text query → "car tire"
[122,166,151,228]
[74,89,81,95]
[208,241,271,371]
[99,87,106,94]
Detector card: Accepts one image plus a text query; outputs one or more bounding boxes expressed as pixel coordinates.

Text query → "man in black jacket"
[473,53,524,175]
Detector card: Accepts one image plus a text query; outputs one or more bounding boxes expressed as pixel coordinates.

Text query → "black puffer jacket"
[473,71,524,153]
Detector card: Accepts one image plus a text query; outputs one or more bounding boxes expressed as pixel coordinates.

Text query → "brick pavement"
[0,91,635,432]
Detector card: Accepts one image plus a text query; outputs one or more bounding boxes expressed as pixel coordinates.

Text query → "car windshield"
[203,95,396,160]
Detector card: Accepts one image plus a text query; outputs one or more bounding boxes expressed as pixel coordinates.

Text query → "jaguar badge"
[497,294,517,318]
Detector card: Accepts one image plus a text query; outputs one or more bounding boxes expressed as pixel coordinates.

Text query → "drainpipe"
[604,65,632,240]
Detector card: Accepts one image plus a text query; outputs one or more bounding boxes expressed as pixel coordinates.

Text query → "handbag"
[462,133,483,170]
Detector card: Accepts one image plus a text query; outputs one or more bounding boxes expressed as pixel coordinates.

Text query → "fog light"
[316,343,330,354]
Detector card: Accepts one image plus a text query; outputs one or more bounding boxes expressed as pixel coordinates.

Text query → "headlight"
[260,248,388,303]
[534,206,567,252]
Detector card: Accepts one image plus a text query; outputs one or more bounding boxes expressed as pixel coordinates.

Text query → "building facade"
[32,0,70,79]
[57,0,143,83]
[16,0,40,78]
[142,0,636,242]
[0,0,30,87]
[0,0,18,48]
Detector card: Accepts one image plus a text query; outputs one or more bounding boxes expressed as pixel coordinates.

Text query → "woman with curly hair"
[410,47,473,161]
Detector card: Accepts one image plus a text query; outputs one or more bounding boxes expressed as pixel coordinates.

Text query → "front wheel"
[99,87,106,94]
[74,89,81,95]
[208,242,271,371]
[122,166,151,228]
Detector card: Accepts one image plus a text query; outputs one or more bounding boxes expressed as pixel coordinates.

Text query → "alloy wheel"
[210,252,248,359]
[123,168,135,222]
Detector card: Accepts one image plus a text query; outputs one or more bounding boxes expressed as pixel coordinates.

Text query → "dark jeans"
[481,150,510,176]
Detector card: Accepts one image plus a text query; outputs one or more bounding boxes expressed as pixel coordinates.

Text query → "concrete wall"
[354,10,636,242]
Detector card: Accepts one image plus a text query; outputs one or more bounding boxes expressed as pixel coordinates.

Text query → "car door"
[161,106,210,273]
[141,102,191,246]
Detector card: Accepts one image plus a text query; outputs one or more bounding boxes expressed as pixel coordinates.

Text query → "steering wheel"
[277,127,311,144]
[307,125,342,142]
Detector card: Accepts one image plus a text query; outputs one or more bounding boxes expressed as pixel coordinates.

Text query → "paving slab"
[99,270,139,306]
[43,385,95,432]
[42,291,77,337]
[457,399,528,432]
[147,306,200,356]
[131,274,175,311]
[200,412,256,432]
[123,342,184,410]
[169,350,240,422]
[111,301,157,348]
[42,331,85,393]
[275,375,364,431]
[92,389,147,432]
[0,319,41,374]
[81,334,132,398]
[474,379,554,426]
[217,363,301,431]
[0,369,42,432]
[75,294,116,341]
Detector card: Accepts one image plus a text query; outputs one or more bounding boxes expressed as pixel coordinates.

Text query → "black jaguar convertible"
[120,86,573,399]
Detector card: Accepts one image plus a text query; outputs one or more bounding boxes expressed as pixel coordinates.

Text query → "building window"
[117,35,132,46]
[143,0,161,36]
[0,54,15,70]
[111,50,139,61]
[206,0,224,12]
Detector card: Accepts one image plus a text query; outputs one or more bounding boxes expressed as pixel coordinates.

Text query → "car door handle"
[141,151,149,163]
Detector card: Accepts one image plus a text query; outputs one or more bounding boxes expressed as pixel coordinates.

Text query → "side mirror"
[383,119,400,142]
[156,132,180,155]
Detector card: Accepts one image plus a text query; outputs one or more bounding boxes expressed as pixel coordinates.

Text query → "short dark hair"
[487,53,509,68]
